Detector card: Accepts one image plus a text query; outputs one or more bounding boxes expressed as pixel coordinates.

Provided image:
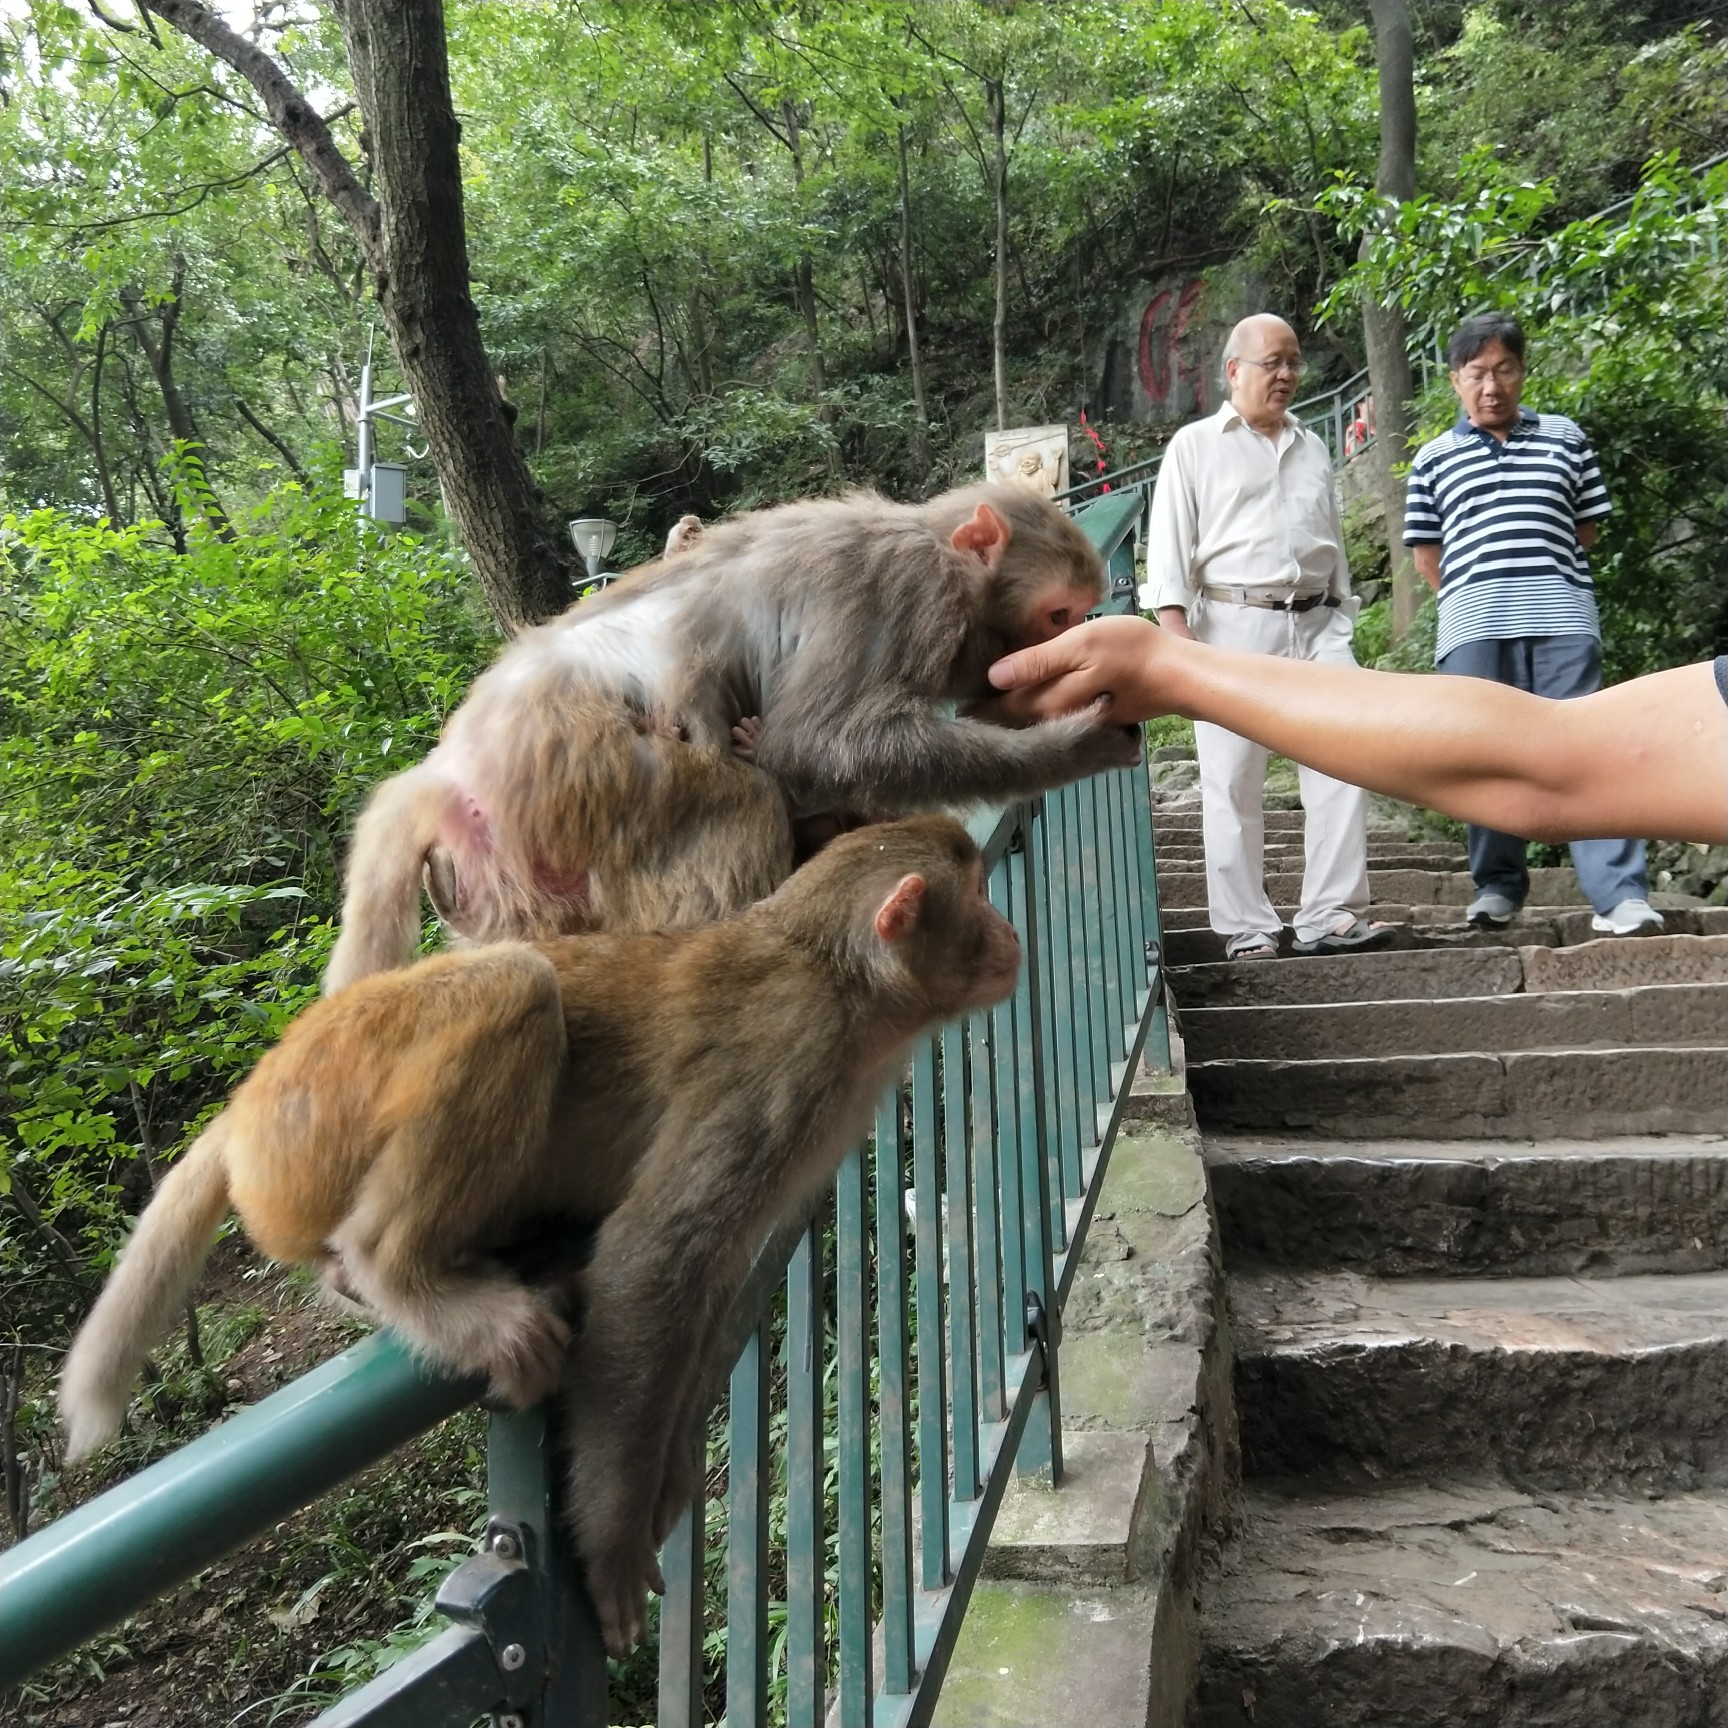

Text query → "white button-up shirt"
[1140,401,1350,615]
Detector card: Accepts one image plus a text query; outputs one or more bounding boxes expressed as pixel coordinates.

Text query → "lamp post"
[568,517,619,589]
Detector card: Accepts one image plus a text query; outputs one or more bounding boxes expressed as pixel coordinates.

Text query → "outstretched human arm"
[981,615,1728,845]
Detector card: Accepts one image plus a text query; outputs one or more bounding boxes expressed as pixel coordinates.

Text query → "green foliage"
[1320,154,1728,676]
[0,485,492,1349]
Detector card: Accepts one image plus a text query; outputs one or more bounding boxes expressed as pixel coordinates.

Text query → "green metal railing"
[1,494,1164,1728]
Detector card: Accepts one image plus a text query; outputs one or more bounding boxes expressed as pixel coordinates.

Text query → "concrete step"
[1195,1480,1728,1728]
[1182,983,1726,1063]
[1170,946,1527,1008]
[1205,1132,1728,1277]
[1230,1266,1728,1489]
[1159,868,1588,910]
[1187,1046,1728,1139]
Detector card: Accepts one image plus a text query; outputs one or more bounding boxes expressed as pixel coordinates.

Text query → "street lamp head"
[569,516,619,578]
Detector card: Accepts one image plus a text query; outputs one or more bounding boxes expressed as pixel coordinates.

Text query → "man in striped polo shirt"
[1402,312,1660,937]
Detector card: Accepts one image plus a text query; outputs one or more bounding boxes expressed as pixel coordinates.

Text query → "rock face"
[1160,796,1728,1728]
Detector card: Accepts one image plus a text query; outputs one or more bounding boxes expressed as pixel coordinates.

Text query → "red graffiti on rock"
[1138,278,1206,412]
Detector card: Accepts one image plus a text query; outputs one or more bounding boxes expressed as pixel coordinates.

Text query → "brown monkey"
[59,816,1021,1654]
[322,482,1135,993]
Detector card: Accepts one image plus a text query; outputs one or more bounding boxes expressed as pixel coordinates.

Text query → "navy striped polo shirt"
[1403,408,1611,662]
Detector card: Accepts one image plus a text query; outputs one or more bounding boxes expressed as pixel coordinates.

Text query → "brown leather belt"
[1200,585,1338,613]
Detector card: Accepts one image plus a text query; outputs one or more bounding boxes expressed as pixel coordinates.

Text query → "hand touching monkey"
[322,483,1137,993]
[60,816,1022,1657]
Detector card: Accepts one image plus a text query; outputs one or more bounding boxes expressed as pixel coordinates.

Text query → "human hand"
[976,614,1169,726]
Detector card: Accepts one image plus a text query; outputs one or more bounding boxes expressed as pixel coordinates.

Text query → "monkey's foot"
[584,1540,667,1658]
[484,1300,572,1409]
[730,715,763,760]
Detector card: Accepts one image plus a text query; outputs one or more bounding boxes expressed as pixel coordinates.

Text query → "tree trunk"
[141,0,571,631]
[88,323,124,525]
[781,100,831,421]
[1363,0,1421,642]
[987,78,1009,432]
[896,123,931,468]
[120,274,232,538]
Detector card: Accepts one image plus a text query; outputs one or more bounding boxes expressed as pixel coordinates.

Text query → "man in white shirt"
[1143,313,1390,960]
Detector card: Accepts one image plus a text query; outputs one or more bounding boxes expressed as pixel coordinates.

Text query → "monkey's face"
[880,850,1021,1020]
[1018,574,1101,647]
[949,860,1023,1011]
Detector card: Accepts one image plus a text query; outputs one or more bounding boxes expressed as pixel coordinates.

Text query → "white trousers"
[1190,596,1372,944]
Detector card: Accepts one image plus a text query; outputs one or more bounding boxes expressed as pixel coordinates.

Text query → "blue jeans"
[1436,633,1648,915]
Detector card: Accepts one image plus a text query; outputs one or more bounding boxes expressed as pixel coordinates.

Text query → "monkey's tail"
[324,765,465,996]
[60,1119,234,1462]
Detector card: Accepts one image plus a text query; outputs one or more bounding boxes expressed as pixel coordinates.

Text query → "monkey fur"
[60,815,1022,1656]
[322,482,1137,993]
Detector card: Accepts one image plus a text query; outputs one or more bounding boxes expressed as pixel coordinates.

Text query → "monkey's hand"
[1037,699,1144,775]
[731,714,764,761]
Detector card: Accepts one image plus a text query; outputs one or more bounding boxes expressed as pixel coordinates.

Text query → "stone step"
[1230,1266,1728,1489]
[1187,1046,1728,1139]
[1161,914,1727,965]
[1521,931,1728,990]
[1170,946,1527,1008]
[1152,843,1467,868]
[1155,809,1308,834]
[1182,983,1725,1063]
[1205,1132,1728,1277]
[1195,1480,1728,1728]
[1158,868,1587,910]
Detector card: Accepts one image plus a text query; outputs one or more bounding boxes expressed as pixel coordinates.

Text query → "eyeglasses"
[1235,356,1304,379]
[1456,362,1524,386]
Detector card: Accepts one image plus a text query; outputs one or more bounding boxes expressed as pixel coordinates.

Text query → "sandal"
[1291,917,1396,956]
[1225,934,1279,961]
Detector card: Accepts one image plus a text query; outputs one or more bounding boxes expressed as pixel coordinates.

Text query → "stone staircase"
[1154,800,1728,1725]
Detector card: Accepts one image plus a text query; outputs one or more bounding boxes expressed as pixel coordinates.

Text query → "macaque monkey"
[662,512,704,557]
[322,482,1136,994]
[59,817,1022,1656]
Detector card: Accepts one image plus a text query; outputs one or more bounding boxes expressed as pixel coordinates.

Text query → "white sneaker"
[1467,889,1519,927]
[1591,897,1665,937]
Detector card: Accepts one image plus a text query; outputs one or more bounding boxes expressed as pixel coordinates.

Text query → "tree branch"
[234,396,311,485]
[138,0,381,263]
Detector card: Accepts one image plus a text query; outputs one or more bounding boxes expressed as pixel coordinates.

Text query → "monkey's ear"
[950,503,1010,571]
[873,873,928,942]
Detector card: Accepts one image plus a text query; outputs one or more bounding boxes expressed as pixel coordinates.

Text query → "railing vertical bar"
[988,852,1028,1360]
[1011,813,1063,1484]
[1114,764,1148,1007]
[875,1091,916,1696]
[1109,767,1144,1022]
[1074,773,1112,1108]
[726,1320,771,1728]
[836,1141,874,1725]
[1112,767,1140,1029]
[485,1405,610,1728]
[656,1499,705,1728]
[971,1007,1006,1423]
[943,1019,981,1505]
[1036,802,1075,1246]
[784,1222,825,1728]
[1093,765,1128,1064]
[912,1040,951,1587]
[1129,747,1173,1074]
[1060,781,1099,1161]
[1065,781,1103,1136]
